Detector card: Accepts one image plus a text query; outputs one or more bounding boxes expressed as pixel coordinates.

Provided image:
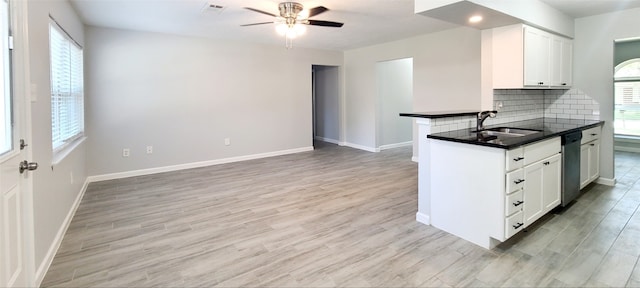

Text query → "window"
[49,21,84,151]
[614,59,640,137]
[1,1,11,155]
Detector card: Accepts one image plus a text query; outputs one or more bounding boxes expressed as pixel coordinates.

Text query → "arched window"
[614,58,640,137]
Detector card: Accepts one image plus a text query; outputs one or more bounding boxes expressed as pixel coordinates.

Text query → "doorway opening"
[375,58,413,150]
[312,65,340,148]
[613,39,640,152]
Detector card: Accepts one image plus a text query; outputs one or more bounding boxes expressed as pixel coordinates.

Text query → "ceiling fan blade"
[307,20,344,28]
[307,6,329,18]
[241,22,274,27]
[244,7,277,17]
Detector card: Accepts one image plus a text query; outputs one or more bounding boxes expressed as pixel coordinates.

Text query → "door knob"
[19,160,38,174]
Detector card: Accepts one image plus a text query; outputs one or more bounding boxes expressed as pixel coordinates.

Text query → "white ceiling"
[69,0,640,51]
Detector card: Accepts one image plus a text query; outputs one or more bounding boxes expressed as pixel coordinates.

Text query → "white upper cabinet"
[491,24,573,89]
[523,26,551,87]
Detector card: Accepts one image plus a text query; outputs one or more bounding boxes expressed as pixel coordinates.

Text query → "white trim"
[35,179,89,287]
[51,136,86,165]
[596,177,616,187]
[88,146,314,182]
[379,141,412,151]
[416,212,430,225]
[615,135,640,143]
[614,145,640,153]
[343,142,379,153]
[411,156,419,163]
[314,136,339,145]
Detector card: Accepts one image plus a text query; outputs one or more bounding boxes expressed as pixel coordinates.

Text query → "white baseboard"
[416,212,431,225]
[314,136,339,145]
[411,156,418,163]
[88,146,314,182]
[343,142,379,153]
[379,141,412,151]
[35,179,90,287]
[615,146,640,153]
[596,177,616,186]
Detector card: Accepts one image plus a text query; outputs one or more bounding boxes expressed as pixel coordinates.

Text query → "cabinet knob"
[562,83,567,86]
[513,200,524,207]
[538,82,544,85]
[544,161,550,165]
[590,143,595,146]
[513,222,524,229]
[591,133,597,136]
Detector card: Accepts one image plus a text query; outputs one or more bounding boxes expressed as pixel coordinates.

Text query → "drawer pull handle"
[591,133,597,136]
[514,157,524,162]
[544,161,550,165]
[513,222,524,229]
[590,143,595,146]
[513,200,524,207]
[514,179,525,184]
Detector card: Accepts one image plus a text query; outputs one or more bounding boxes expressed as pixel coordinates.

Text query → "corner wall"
[344,27,481,154]
[25,0,88,282]
[84,27,343,177]
[573,7,640,182]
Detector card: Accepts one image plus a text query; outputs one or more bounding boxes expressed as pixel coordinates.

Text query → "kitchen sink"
[476,127,542,138]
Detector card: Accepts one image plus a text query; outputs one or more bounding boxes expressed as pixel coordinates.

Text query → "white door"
[1,0,35,286]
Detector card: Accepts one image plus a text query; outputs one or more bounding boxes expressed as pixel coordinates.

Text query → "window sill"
[52,136,86,166]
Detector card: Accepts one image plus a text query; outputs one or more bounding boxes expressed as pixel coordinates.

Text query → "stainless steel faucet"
[477,110,497,131]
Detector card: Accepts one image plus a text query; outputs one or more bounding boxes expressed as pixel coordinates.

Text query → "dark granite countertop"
[427,118,605,149]
[399,111,479,119]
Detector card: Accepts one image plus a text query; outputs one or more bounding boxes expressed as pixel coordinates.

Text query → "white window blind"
[49,22,83,151]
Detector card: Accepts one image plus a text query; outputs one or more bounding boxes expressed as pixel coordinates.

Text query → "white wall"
[573,7,640,182]
[345,27,481,153]
[25,0,87,281]
[313,65,340,143]
[376,58,413,147]
[84,27,343,177]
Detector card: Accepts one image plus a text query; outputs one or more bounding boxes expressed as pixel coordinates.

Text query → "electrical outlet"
[122,148,130,157]
[146,146,153,154]
[224,138,230,146]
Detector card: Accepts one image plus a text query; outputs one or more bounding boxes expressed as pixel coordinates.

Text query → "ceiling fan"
[241,2,344,48]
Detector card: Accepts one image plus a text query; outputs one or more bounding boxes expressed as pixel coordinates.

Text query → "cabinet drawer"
[506,147,524,171]
[505,210,525,239]
[505,190,524,216]
[524,137,561,166]
[506,169,525,193]
[581,126,601,144]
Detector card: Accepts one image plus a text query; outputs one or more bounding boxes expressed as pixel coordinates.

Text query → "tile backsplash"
[429,88,600,134]
[544,89,600,120]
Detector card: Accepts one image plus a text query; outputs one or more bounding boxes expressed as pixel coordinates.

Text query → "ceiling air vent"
[202,2,225,14]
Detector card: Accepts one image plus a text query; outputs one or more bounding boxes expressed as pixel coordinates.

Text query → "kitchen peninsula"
[401,112,604,249]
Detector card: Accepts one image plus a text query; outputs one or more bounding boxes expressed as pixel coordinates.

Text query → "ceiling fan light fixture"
[275,23,305,38]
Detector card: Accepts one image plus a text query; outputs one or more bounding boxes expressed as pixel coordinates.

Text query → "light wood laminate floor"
[43,143,640,287]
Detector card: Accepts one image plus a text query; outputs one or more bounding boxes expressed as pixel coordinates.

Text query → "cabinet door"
[588,140,600,182]
[550,37,563,87]
[550,36,573,87]
[580,144,589,189]
[560,38,573,87]
[542,154,561,212]
[524,27,551,87]
[523,161,543,225]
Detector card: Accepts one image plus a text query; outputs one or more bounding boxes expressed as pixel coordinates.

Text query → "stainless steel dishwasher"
[561,131,582,206]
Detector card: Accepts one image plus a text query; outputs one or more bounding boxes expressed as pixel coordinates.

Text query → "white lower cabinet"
[580,126,601,189]
[429,136,561,249]
[505,137,561,238]
[542,154,562,211]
